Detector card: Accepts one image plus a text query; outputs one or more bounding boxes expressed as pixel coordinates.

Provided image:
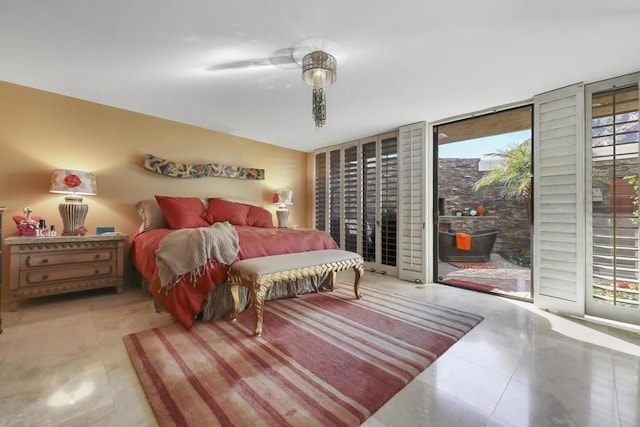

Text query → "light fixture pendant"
[302,50,337,129]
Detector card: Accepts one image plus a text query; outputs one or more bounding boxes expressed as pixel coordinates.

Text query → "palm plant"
[473,139,532,219]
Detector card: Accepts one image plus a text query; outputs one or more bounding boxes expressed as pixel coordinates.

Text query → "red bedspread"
[131,226,339,328]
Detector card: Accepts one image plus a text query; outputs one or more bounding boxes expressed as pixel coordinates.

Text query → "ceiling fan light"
[302,50,337,130]
[302,51,337,88]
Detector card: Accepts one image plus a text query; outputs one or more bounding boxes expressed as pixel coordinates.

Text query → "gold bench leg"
[252,279,273,337]
[228,282,240,321]
[353,263,363,299]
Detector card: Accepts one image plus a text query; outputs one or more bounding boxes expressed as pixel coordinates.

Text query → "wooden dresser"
[3,234,128,311]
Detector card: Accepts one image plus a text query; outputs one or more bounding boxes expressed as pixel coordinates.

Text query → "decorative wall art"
[144,153,264,180]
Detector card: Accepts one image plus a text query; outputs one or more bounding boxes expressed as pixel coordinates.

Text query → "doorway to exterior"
[434,105,533,300]
[586,77,640,325]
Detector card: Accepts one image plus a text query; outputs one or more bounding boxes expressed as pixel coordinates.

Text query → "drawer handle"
[94,254,101,259]
[94,269,100,275]
[42,274,49,281]
[41,258,49,264]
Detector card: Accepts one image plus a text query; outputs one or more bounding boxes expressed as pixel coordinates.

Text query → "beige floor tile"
[0,274,639,426]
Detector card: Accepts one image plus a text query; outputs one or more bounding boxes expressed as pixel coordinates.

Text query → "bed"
[130,196,339,329]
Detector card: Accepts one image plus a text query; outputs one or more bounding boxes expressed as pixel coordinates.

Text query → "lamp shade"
[302,51,337,88]
[49,170,97,195]
[272,190,293,206]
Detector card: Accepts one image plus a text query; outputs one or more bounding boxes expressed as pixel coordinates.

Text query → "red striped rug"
[124,283,483,426]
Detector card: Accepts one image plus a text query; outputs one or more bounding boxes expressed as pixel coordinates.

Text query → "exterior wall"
[0,82,310,293]
[438,158,530,258]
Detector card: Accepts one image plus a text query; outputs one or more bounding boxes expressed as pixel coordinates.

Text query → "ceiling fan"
[206,38,346,72]
[207,38,346,129]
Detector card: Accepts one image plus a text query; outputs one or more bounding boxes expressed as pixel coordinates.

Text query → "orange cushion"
[154,196,209,229]
[202,198,250,226]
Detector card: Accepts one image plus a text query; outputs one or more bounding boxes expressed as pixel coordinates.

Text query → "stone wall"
[438,158,530,258]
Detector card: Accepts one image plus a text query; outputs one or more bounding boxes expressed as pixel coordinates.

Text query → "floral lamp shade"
[49,169,96,236]
[272,190,293,206]
[49,170,97,196]
[272,190,293,228]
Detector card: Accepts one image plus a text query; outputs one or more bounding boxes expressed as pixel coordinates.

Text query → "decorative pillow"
[135,199,169,232]
[247,205,273,228]
[155,195,209,229]
[202,198,250,226]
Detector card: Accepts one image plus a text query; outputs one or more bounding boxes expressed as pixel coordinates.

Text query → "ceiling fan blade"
[207,58,272,71]
[268,47,298,69]
[207,47,298,71]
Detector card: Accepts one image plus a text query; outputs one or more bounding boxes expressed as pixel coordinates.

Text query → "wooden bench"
[227,249,364,336]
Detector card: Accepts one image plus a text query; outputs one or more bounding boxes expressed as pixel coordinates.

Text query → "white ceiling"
[1,1,639,152]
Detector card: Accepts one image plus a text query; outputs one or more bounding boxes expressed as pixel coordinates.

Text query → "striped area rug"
[124,283,483,426]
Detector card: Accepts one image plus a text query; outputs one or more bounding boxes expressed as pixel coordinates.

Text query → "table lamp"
[49,169,97,235]
[272,190,293,228]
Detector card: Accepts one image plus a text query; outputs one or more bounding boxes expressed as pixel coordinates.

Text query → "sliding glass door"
[434,105,533,299]
[587,76,640,324]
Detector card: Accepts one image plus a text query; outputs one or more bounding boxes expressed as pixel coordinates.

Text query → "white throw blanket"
[156,221,240,289]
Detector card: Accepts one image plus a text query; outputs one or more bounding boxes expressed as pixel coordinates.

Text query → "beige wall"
[0,82,311,288]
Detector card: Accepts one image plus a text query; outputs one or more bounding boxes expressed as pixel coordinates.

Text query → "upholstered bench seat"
[228,249,364,336]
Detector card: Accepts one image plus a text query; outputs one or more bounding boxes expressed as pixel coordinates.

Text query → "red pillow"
[247,205,273,228]
[154,196,209,229]
[202,198,250,226]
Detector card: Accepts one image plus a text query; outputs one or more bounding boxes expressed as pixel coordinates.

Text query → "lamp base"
[276,206,289,228]
[59,196,88,235]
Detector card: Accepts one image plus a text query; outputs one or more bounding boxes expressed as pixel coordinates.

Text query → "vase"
[477,203,486,216]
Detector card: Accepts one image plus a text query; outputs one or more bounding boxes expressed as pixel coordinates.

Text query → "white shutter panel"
[533,83,586,315]
[398,122,426,283]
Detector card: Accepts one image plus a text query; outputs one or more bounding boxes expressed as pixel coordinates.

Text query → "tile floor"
[0,273,639,426]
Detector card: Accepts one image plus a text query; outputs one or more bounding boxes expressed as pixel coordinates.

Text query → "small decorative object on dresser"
[12,207,43,236]
[3,233,127,311]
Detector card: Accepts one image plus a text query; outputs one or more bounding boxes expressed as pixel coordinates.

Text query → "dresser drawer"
[21,248,115,269]
[20,262,116,287]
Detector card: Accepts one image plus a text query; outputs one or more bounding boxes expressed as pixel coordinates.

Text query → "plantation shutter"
[314,151,327,231]
[380,134,398,268]
[398,122,426,283]
[343,144,359,253]
[533,83,586,315]
[329,149,342,245]
[362,140,377,264]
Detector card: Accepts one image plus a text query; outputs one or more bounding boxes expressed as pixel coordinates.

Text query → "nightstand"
[3,234,128,311]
